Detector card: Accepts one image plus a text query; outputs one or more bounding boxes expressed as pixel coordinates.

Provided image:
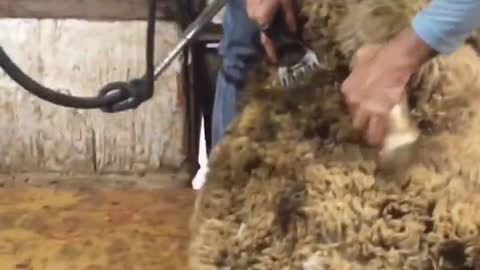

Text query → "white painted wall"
[0,18,186,175]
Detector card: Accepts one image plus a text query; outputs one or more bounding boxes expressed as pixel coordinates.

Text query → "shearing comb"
[260,11,323,88]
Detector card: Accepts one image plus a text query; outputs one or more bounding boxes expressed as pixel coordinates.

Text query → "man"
[341,0,480,148]
[210,0,258,147]
[211,0,296,146]
[213,0,480,148]
[243,0,480,150]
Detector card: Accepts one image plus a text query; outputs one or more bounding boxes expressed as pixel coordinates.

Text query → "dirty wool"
[190,0,480,269]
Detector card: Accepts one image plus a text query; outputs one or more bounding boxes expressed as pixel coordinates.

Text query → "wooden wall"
[0,0,175,21]
[0,18,187,176]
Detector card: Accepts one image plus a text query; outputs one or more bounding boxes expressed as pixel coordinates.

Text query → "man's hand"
[246,0,297,63]
[341,45,409,147]
[341,27,435,147]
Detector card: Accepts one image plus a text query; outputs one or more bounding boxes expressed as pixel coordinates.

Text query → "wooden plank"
[0,185,195,269]
[0,0,175,21]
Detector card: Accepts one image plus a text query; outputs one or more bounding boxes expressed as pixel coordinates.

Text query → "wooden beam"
[0,0,176,21]
[196,22,223,42]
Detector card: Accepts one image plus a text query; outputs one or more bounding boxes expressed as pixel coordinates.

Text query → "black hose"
[144,0,156,101]
[0,48,124,108]
[0,0,157,112]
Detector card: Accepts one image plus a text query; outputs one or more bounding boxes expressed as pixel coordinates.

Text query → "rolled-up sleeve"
[411,0,480,54]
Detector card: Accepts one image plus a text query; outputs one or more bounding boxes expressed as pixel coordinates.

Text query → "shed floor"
[0,179,194,270]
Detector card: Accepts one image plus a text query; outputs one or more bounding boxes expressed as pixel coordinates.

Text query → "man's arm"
[341,0,480,147]
[412,0,480,55]
[245,0,297,63]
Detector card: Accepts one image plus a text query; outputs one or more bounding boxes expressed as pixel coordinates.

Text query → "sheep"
[189,0,480,269]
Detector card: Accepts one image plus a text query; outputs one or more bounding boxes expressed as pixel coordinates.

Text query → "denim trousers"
[211,0,261,147]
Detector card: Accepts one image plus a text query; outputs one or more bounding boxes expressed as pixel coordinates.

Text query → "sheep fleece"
[190,0,480,269]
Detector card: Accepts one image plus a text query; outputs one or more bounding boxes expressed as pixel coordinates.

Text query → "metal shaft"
[154,0,227,80]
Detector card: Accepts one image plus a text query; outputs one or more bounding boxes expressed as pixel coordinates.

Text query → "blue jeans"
[211,0,261,147]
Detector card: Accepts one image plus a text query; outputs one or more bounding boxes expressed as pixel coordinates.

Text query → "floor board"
[0,183,195,270]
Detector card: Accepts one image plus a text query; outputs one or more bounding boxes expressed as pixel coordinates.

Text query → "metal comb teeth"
[278,48,322,88]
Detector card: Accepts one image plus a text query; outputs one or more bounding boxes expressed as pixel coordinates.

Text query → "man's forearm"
[384,27,437,72]
[411,0,480,55]
[377,0,480,75]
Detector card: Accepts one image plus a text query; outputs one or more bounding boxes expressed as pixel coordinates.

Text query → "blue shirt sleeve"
[411,0,480,54]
